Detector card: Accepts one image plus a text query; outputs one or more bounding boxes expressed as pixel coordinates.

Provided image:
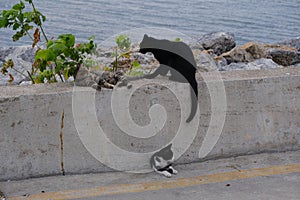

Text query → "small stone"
[19,81,33,86]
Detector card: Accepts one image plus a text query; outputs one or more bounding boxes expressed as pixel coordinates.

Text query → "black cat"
[139,34,198,122]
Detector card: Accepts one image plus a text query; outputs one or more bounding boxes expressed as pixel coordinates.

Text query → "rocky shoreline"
[0,32,299,86]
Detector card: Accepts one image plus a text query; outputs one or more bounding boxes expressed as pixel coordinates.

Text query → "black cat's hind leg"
[169,68,188,83]
[186,76,198,123]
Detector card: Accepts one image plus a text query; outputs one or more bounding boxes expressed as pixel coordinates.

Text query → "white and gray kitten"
[150,144,178,178]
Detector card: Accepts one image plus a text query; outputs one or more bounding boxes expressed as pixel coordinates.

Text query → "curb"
[0,67,300,181]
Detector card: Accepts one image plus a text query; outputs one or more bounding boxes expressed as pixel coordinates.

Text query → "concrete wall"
[0,67,299,181]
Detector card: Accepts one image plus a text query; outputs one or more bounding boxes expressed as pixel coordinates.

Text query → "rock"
[220,42,300,66]
[198,32,236,55]
[219,62,247,71]
[193,50,218,72]
[220,42,268,63]
[219,58,280,71]
[130,52,158,66]
[278,37,300,51]
[0,46,35,85]
[19,80,33,86]
[190,43,204,51]
[267,48,300,66]
[246,58,280,70]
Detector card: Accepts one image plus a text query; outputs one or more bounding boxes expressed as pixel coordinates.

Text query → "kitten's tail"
[186,78,198,123]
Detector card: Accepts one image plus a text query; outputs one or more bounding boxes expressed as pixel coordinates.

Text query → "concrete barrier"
[0,67,300,181]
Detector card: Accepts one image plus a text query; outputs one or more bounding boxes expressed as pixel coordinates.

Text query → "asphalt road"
[1,150,300,200]
[93,173,300,200]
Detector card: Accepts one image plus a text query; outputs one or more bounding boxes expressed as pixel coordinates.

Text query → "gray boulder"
[198,32,236,55]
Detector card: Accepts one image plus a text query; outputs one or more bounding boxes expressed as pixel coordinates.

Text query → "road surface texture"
[1,150,299,200]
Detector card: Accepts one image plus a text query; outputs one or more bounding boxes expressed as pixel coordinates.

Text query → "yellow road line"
[8,163,300,200]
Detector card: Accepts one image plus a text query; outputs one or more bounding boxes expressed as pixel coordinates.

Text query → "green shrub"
[0,0,96,83]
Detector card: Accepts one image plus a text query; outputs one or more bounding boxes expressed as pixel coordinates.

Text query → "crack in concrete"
[59,110,65,176]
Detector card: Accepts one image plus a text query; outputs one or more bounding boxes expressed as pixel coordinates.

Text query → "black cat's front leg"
[117,64,169,88]
[144,64,169,79]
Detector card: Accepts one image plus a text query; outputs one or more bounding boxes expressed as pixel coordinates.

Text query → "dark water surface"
[1,0,299,46]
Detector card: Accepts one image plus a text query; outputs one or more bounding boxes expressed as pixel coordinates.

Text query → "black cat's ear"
[167,143,172,149]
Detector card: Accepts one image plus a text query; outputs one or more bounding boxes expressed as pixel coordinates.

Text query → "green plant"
[0,0,47,43]
[0,0,96,83]
[115,34,131,50]
[127,60,143,76]
[112,34,145,77]
[112,34,132,72]
[34,34,96,83]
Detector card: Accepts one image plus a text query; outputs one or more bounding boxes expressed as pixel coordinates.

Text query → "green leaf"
[12,30,25,41]
[12,2,25,11]
[129,70,144,77]
[41,14,46,22]
[132,60,140,69]
[88,35,95,41]
[58,34,75,48]
[48,42,67,56]
[55,61,63,73]
[23,12,34,22]
[22,23,33,32]
[5,9,19,20]
[64,68,69,80]
[47,40,54,48]
[0,17,9,28]
[12,22,21,30]
[1,59,14,75]
[17,13,24,23]
[35,49,56,62]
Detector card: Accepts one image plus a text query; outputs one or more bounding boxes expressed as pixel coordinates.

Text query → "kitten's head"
[153,144,174,168]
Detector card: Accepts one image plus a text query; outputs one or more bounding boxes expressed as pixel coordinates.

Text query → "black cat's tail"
[186,77,198,123]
